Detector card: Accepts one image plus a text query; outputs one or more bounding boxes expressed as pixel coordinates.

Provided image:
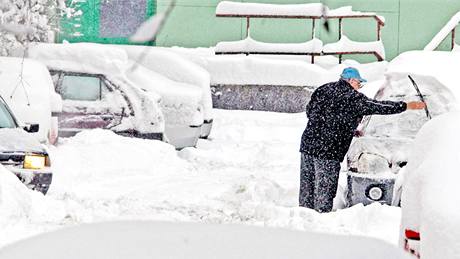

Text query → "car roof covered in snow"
[0,57,60,142]
[28,43,129,75]
[386,50,460,108]
[0,221,410,259]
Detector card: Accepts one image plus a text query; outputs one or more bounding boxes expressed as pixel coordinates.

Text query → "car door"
[52,71,129,137]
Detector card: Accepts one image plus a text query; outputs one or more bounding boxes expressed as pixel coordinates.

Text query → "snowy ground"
[0,109,401,248]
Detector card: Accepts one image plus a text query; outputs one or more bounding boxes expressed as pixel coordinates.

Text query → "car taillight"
[404,229,420,258]
[405,229,420,240]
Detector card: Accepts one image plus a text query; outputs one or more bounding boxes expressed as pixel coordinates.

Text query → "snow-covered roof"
[424,11,460,51]
[215,37,323,54]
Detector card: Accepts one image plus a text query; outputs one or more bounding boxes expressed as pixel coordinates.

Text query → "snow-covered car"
[126,64,204,148]
[0,96,52,194]
[345,50,458,207]
[28,43,165,140]
[116,45,214,139]
[399,111,460,259]
[0,57,62,144]
[0,221,410,259]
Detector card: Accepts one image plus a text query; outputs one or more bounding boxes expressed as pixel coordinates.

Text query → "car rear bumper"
[200,119,213,139]
[165,124,202,149]
[346,172,396,207]
[59,128,164,141]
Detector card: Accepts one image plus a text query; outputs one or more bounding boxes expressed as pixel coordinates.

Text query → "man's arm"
[356,94,407,116]
[356,93,426,116]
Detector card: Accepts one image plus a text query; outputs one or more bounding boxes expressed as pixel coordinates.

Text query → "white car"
[0,57,62,144]
[116,45,214,139]
[400,111,460,259]
[345,50,458,207]
[0,221,410,259]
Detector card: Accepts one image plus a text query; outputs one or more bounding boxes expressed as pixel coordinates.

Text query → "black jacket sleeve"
[355,93,407,116]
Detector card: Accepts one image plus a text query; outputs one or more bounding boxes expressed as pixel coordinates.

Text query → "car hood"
[348,137,412,175]
[0,128,45,154]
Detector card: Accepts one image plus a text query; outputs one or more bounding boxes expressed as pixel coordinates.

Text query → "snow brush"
[408,75,432,120]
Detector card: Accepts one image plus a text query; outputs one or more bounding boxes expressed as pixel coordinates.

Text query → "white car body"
[0,57,62,144]
[0,221,410,259]
[115,45,214,139]
[346,50,459,207]
[400,111,460,259]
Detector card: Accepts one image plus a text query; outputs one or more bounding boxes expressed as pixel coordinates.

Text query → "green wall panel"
[59,0,156,45]
[156,6,243,47]
[399,0,460,52]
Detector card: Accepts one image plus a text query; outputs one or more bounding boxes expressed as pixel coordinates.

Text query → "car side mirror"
[24,123,39,133]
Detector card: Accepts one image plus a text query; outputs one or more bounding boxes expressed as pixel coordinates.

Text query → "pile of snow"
[200,55,387,87]
[322,36,385,60]
[401,111,460,259]
[28,43,165,135]
[0,164,65,246]
[424,11,460,51]
[0,221,410,259]
[215,36,323,54]
[0,110,403,248]
[0,57,61,142]
[116,45,213,122]
[49,129,192,200]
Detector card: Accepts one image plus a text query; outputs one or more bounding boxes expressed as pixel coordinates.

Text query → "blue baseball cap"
[340,67,367,83]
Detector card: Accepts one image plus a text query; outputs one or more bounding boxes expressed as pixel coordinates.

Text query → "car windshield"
[0,100,17,128]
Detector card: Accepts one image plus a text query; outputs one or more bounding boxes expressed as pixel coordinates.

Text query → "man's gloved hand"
[406,101,426,110]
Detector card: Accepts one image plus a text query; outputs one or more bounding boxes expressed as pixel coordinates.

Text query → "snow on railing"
[216,1,383,22]
[215,1,386,63]
[322,36,385,61]
[424,11,460,51]
[215,37,323,54]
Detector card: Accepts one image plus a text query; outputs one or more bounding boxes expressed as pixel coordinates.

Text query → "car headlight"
[24,155,46,169]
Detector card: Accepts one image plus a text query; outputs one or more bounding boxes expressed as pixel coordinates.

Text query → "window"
[99,0,147,38]
[61,75,102,101]
[0,101,17,128]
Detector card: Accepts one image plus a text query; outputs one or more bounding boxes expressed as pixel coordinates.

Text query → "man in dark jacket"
[299,67,426,213]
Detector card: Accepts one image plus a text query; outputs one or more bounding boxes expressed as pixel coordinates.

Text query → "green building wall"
[58,0,460,61]
[156,0,460,61]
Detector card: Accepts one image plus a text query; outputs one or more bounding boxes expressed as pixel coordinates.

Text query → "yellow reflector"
[24,155,46,169]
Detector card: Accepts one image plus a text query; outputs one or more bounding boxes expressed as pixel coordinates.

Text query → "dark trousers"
[299,152,341,213]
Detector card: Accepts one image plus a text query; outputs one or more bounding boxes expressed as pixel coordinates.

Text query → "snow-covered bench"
[215,1,385,63]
